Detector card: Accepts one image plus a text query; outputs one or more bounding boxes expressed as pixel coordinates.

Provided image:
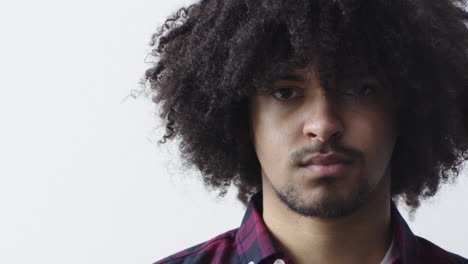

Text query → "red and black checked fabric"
[154,192,467,264]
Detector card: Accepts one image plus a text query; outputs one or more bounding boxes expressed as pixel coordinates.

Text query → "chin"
[275,179,372,218]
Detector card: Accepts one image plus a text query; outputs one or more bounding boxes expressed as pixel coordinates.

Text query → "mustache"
[289,141,362,166]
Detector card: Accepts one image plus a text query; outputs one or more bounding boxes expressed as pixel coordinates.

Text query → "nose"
[302,92,344,143]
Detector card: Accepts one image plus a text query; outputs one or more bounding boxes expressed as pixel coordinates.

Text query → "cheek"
[250,104,296,177]
[349,109,397,178]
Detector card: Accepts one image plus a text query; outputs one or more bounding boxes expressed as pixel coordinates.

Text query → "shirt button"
[273,259,285,264]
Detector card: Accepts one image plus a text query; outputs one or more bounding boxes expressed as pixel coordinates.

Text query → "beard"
[274,177,373,218]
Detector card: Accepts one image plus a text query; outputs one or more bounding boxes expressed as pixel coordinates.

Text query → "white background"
[0,0,467,263]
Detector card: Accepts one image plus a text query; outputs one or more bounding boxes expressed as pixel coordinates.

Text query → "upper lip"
[301,153,352,166]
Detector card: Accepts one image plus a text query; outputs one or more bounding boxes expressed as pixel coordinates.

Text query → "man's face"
[249,62,397,218]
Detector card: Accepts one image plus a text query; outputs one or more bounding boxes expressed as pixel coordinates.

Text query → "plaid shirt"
[154,192,467,264]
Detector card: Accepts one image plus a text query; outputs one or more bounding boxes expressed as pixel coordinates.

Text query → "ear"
[246,97,255,144]
[458,87,468,146]
[247,116,255,147]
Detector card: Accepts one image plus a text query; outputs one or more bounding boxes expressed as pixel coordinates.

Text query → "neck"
[262,173,392,264]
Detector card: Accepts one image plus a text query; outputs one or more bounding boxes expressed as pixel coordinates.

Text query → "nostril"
[307,131,341,143]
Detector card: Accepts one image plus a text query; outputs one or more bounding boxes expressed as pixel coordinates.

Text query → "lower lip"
[302,163,351,178]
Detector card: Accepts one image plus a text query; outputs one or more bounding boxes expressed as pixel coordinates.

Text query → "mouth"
[301,162,352,179]
[300,152,353,167]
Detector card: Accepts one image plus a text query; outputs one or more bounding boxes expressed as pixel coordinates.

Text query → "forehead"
[270,63,380,91]
[251,48,392,96]
[278,62,376,79]
[274,67,314,83]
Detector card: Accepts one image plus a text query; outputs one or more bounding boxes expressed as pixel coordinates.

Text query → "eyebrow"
[275,72,307,82]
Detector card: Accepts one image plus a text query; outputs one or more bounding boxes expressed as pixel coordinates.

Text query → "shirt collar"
[235,192,419,264]
[390,201,418,263]
[235,192,284,264]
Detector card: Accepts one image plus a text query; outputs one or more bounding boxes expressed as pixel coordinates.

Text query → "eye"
[343,80,377,97]
[270,87,302,101]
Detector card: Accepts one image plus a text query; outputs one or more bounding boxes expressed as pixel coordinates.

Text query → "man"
[145,0,468,263]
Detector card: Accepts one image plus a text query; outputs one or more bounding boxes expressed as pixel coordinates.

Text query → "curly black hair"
[144,0,468,209]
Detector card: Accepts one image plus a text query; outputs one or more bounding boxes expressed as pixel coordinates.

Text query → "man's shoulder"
[415,235,468,264]
[153,228,240,264]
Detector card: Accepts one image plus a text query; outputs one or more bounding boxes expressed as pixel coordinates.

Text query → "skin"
[249,60,398,264]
